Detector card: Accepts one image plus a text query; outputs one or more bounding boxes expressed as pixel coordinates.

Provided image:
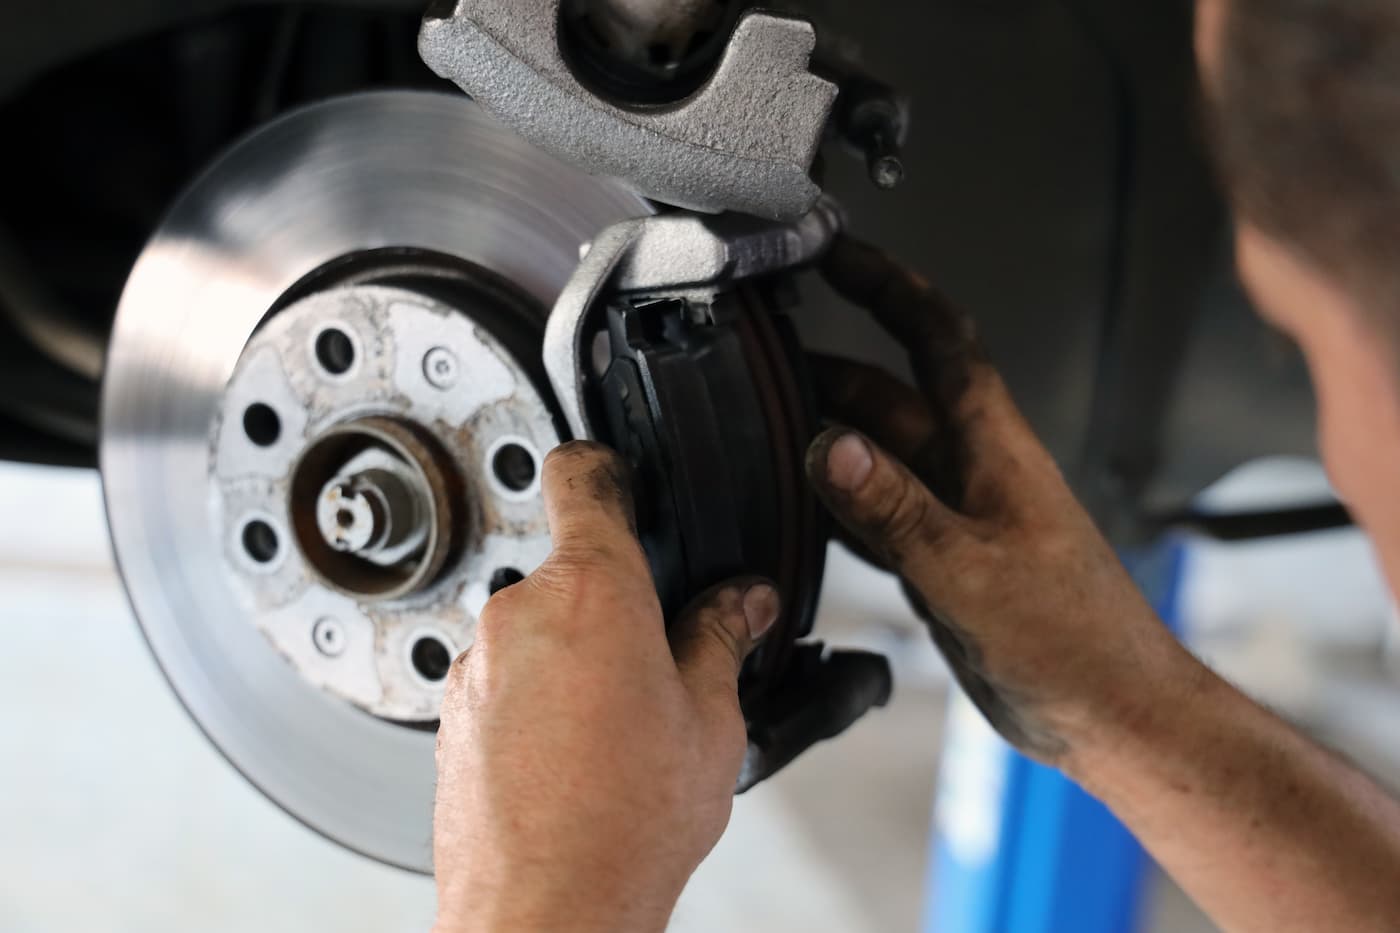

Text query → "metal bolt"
[312,617,347,657]
[423,347,460,390]
[868,146,905,190]
[318,482,380,553]
[316,464,429,565]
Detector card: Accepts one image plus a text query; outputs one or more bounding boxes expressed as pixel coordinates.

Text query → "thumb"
[806,427,963,578]
[671,578,781,716]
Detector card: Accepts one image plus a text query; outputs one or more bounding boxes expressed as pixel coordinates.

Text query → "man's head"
[1197,0,1400,584]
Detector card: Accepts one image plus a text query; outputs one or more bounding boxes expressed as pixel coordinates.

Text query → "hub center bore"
[292,417,460,601]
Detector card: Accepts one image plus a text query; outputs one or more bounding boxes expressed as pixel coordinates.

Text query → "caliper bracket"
[418,0,838,219]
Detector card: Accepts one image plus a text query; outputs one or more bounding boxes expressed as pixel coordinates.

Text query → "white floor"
[3,460,1397,932]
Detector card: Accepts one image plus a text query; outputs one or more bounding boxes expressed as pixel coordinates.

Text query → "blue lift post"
[924,542,1186,933]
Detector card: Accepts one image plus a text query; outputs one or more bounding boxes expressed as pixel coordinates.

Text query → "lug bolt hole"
[314,327,356,376]
[242,519,280,564]
[411,636,453,683]
[492,443,536,493]
[489,567,525,595]
[242,403,281,447]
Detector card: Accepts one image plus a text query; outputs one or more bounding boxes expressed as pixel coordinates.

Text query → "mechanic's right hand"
[432,441,779,933]
[806,235,1197,770]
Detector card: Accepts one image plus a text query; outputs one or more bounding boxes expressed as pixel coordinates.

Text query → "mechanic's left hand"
[432,441,780,933]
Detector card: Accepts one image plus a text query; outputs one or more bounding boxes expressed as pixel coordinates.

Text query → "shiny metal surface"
[545,197,844,439]
[419,2,836,219]
[101,91,648,871]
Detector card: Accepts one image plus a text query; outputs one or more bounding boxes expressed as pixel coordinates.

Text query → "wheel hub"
[212,281,559,720]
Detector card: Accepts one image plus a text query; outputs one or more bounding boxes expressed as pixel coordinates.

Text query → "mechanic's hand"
[806,235,1193,769]
[432,441,780,933]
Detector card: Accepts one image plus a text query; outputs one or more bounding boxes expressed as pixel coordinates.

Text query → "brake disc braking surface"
[101,90,651,871]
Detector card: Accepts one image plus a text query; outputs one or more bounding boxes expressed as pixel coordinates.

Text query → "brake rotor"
[101,91,649,871]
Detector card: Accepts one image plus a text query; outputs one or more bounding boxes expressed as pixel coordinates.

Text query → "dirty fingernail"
[742,584,781,640]
[826,433,874,492]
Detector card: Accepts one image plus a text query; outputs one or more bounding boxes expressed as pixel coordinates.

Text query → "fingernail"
[826,433,874,492]
[742,584,781,640]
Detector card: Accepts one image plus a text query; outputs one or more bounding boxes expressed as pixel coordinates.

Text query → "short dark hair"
[1211,0,1400,310]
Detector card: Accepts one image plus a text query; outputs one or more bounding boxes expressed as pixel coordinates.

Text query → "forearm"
[434,873,675,933]
[1067,651,1400,932]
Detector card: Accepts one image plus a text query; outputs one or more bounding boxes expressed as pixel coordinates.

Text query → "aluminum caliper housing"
[418,0,838,220]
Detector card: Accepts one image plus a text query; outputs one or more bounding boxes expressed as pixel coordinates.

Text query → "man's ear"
[1233,223,1348,343]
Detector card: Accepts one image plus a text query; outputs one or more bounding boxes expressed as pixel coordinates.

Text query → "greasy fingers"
[671,579,779,687]
[821,237,1056,518]
[540,440,646,570]
[811,353,938,464]
[811,352,968,510]
[435,450,776,932]
[808,236,1192,777]
[821,234,985,412]
[805,427,961,574]
[670,579,779,759]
